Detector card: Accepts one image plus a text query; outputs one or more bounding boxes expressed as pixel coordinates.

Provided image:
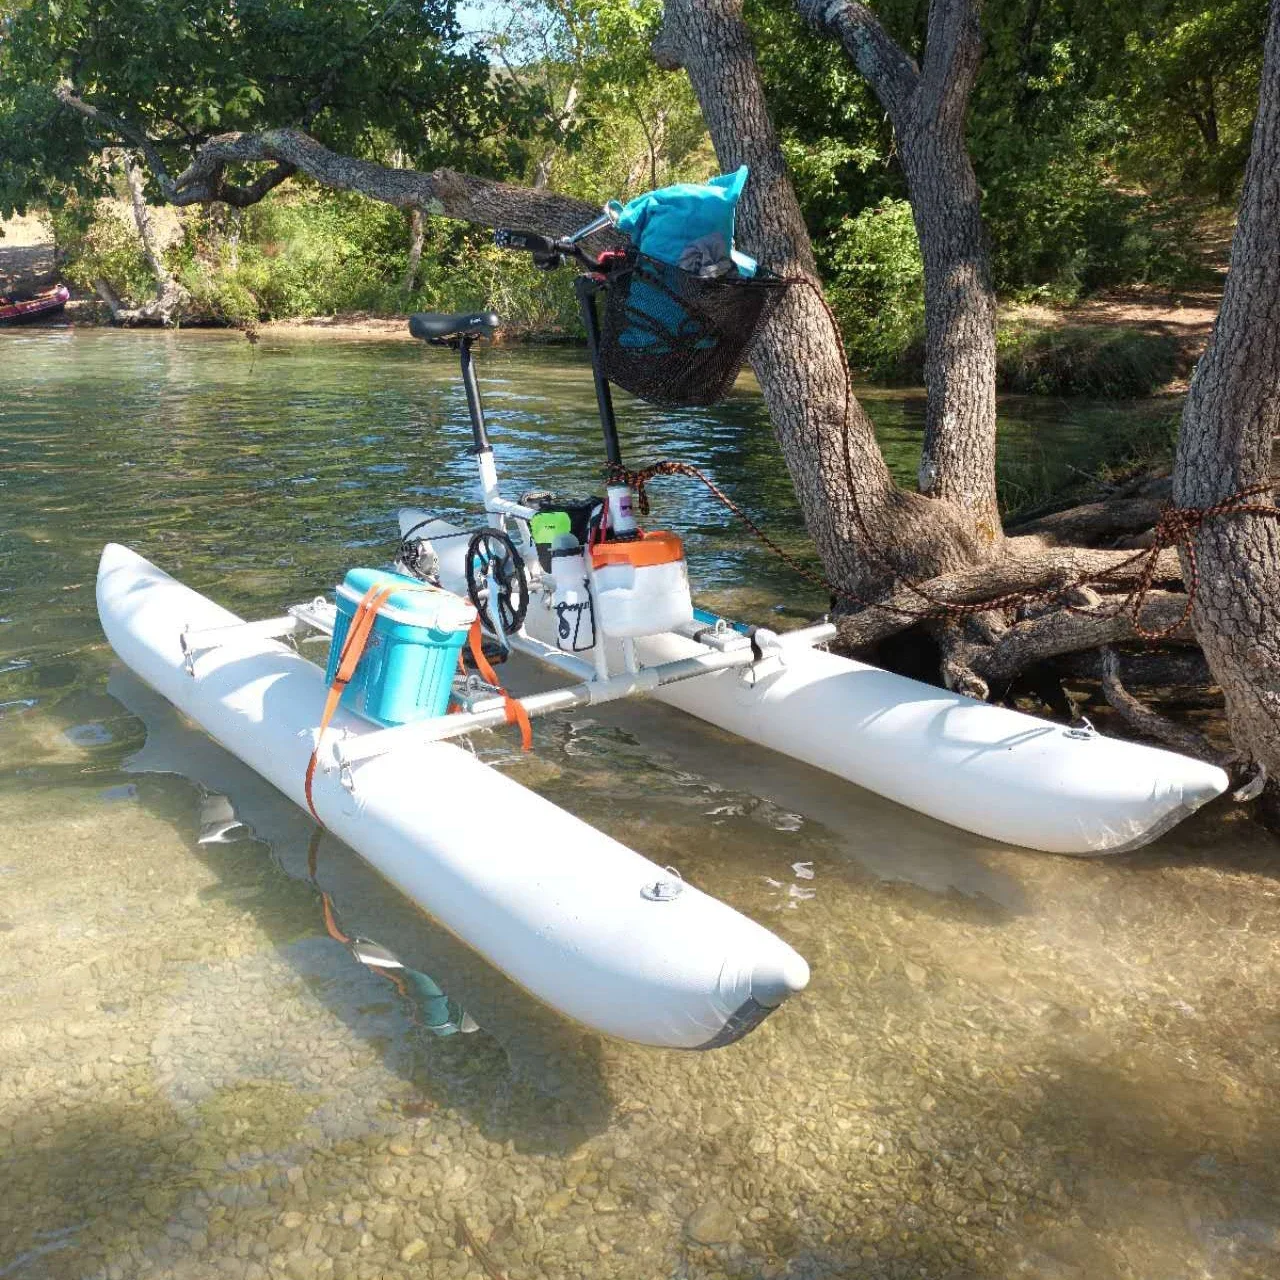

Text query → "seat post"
[458,337,491,455]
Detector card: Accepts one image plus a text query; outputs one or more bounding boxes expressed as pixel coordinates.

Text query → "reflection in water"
[109,667,614,1134]
[3,329,1280,1280]
[200,790,477,1038]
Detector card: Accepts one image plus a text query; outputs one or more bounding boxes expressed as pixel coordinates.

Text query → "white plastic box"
[590,531,693,639]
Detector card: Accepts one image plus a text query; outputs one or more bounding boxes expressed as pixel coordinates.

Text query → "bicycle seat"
[408,311,500,343]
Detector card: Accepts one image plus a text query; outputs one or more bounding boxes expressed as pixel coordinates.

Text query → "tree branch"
[1099,647,1229,766]
[935,590,1196,700]
[217,162,298,208]
[165,128,600,232]
[1009,497,1165,546]
[918,0,984,131]
[835,541,1184,650]
[55,84,603,235]
[793,0,919,124]
[55,82,176,195]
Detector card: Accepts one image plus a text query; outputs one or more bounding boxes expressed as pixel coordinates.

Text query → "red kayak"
[0,284,70,325]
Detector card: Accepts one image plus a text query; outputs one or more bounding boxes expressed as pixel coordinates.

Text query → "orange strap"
[466,619,532,752]
[305,584,531,825]
[305,582,398,822]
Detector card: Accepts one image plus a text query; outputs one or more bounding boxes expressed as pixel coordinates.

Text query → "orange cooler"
[590,531,694,638]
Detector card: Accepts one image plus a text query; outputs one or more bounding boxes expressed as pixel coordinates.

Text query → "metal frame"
[179,592,836,779]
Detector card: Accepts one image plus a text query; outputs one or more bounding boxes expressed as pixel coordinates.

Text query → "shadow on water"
[1012,1053,1280,1279]
[104,667,615,1154]
[0,1101,198,1279]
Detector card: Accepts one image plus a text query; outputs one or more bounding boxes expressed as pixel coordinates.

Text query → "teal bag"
[614,167,757,277]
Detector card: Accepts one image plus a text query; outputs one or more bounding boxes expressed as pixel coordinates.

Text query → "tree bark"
[1172,0,1280,780]
[401,208,426,293]
[655,0,986,595]
[796,0,1000,542]
[54,88,602,236]
[121,151,167,294]
[120,150,189,324]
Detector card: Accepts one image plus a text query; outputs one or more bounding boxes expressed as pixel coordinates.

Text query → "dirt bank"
[0,215,58,293]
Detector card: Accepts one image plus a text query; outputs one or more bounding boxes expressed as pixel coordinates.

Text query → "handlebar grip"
[495,228,558,255]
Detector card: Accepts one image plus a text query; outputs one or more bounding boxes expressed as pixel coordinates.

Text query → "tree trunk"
[122,150,168,295]
[900,125,999,539]
[1173,0,1280,782]
[797,0,1001,543]
[656,0,986,596]
[534,81,580,189]
[121,149,189,324]
[401,208,425,293]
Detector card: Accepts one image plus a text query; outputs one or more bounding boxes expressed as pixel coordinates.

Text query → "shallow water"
[2,327,1279,1280]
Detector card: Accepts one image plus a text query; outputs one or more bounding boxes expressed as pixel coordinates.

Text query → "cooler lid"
[590,530,684,570]
[337,567,476,632]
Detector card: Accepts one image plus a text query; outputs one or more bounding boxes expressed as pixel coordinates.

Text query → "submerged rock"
[685,1201,736,1245]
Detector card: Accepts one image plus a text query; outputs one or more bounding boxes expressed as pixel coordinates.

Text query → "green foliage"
[483,0,712,200]
[821,199,925,377]
[87,186,583,330]
[746,0,898,229]
[0,0,501,217]
[47,196,153,305]
[412,231,580,334]
[750,0,1247,301]
[1119,0,1267,201]
[982,157,1208,299]
[3,0,1261,383]
[996,323,1182,398]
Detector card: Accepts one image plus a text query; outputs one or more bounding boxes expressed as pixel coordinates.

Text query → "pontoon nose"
[750,948,811,1008]
[1182,762,1231,811]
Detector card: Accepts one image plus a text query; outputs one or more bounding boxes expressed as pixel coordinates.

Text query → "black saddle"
[408,311,500,343]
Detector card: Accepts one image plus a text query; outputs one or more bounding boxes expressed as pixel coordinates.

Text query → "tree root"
[1009,497,1166,545]
[95,278,190,327]
[836,541,1184,652]
[1057,648,1215,690]
[1098,647,1229,767]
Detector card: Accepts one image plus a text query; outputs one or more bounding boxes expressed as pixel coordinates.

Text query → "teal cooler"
[325,568,476,727]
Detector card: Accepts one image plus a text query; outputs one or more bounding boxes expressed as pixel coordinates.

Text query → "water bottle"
[550,534,595,651]
[605,483,638,539]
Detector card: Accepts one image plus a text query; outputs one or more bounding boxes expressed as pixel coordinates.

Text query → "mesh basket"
[598,253,784,408]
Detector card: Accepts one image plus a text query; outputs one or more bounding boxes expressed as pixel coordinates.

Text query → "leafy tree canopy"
[0,0,511,216]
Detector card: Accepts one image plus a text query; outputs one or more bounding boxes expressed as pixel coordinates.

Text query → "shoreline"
[5,218,1218,395]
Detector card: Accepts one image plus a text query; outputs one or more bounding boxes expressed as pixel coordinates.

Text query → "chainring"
[464,528,529,637]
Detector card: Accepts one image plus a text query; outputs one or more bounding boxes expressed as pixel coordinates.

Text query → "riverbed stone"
[398,1238,427,1262]
[685,1202,736,1245]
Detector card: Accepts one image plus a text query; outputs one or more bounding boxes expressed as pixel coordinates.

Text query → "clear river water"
[2,327,1279,1280]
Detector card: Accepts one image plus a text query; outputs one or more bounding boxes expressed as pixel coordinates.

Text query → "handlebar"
[495,203,622,271]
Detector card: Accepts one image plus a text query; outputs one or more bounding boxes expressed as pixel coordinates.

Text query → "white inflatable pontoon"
[398,508,1228,856]
[96,542,809,1050]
